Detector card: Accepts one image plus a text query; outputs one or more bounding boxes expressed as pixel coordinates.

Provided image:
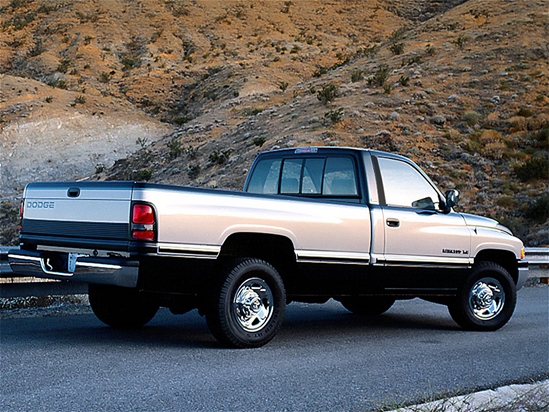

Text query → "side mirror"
[444,189,460,209]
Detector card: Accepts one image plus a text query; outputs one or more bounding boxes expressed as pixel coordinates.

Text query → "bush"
[187,165,201,180]
[317,83,338,105]
[463,111,482,126]
[324,108,344,124]
[516,108,533,118]
[369,65,389,87]
[515,156,549,181]
[389,42,405,55]
[525,194,549,223]
[351,69,364,83]
[168,137,183,159]
[253,136,266,147]
[134,169,152,181]
[209,149,232,165]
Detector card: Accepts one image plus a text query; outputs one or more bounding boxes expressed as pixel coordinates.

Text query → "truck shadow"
[1,299,464,350]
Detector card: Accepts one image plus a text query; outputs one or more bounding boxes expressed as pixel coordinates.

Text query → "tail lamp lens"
[132,204,155,240]
[19,201,24,230]
[132,204,155,225]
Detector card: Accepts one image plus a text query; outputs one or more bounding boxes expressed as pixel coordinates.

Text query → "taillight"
[19,201,24,230]
[131,203,156,241]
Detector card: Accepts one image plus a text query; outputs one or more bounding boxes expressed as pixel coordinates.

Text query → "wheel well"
[474,249,518,283]
[219,233,296,273]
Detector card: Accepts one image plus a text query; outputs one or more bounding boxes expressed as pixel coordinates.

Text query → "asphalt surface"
[1,286,548,411]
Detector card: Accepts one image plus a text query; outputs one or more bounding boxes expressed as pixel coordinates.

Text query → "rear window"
[247,156,359,199]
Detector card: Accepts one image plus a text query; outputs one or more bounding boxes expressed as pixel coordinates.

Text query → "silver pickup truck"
[9,147,528,347]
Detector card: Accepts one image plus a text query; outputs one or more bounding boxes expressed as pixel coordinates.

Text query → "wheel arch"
[474,249,518,283]
[218,232,296,274]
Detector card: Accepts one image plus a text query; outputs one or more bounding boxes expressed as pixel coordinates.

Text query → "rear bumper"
[8,249,139,288]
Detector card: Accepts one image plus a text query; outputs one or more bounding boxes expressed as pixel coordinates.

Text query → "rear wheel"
[89,284,159,329]
[448,262,516,331]
[206,258,286,348]
[339,296,395,316]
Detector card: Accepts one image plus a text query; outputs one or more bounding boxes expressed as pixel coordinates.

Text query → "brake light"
[132,204,155,225]
[131,204,156,241]
[19,201,24,230]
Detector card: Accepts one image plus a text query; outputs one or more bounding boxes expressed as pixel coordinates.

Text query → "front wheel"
[206,258,286,348]
[448,262,516,331]
[89,284,159,329]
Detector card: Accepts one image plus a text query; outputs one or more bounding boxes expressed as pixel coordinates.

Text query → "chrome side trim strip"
[157,243,220,259]
[296,250,370,265]
[374,254,472,269]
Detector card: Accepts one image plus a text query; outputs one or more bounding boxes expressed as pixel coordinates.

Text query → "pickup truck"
[9,147,528,348]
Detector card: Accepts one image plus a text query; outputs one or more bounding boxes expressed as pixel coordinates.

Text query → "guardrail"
[1,246,548,298]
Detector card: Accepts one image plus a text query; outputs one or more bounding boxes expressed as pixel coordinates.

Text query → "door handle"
[386,218,400,228]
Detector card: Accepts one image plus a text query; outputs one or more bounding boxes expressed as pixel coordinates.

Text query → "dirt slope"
[0,0,548,246]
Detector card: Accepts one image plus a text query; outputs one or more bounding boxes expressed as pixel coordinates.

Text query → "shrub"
[168,137,183,159]
[317,83,338,105]
[57,59,71,73]
[136,137,149,148]
[515,156,549,181]
[479,130,503,144]
[187,165,201,180]
[463,111,482,126]
[454,34,469,49]
[509,116,528,132]
[398,75,410,86]
[185,146,197,159]
[174,116,191,125]
[516,108,533,117]
[253,136,266,147]
[134,169,152,181]
[351,69,364,83]
[496,196,518,208]
[369,65,389,87]
[524,194,549,223]
[324,108,344,124]
[389,42,405,55]
[99,72,112,83]
[48,79,68,89]
[209,149,233,165]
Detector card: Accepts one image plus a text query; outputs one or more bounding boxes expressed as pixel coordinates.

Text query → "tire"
[89,284,159,329]
[448,262,516,331]
[206,258,286,348]
[339,297,395,316]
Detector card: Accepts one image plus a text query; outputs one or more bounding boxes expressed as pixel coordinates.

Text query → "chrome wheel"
[206,258,286,348]
[469,278,505,321]
[448,262,516,331]
[233,277,274,332]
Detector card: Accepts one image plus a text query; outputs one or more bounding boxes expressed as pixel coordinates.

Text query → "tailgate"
[21,181,134,243]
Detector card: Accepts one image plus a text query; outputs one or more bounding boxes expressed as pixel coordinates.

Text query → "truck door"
[373,155,471,289]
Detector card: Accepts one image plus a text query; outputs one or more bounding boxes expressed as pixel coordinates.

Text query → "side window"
[323,157,358,196]
[301,158,324,194]
[247,158,281,194]
[377,157,439,210]
[280,159,302,194]
[247,155,359,199]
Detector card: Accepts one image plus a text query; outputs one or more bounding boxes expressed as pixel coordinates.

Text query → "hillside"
[1,0,548,246]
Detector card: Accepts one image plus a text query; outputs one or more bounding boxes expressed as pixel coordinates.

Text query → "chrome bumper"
[517,262,529,291]
[8,250,139,288]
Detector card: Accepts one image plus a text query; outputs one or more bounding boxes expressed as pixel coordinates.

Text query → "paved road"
[1,287,548,411]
